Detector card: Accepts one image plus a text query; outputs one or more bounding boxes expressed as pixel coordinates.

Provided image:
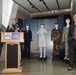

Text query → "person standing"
[24,24,32,59]
[62,18,70,61]
[37,24,47,58]
[68,14,76,71]
[6,18,20,32]
[0,18,21,64]
[51,23,62,60]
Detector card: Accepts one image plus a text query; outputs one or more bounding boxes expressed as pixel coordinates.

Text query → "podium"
[1,32,24,74]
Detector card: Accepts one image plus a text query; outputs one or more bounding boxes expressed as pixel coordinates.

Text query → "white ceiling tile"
[14,0,71,13]
[44,0,58,10]
[29,0,48,11]
[58,0,71,9]
[14,0,39,13]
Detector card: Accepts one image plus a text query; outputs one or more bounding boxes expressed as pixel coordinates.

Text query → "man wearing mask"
[0,18,20,62]
[6,18,20,32]
[6,18,21,66]
[68,14,76,71]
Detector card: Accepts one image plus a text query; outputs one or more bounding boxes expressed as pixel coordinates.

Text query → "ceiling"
[12,0,73,18]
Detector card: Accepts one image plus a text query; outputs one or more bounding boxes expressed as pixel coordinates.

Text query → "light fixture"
[39,0,42,2]
[27,0,40,12]
[43,1,45,4]
[32,5,34,8]
[30,3,32,5]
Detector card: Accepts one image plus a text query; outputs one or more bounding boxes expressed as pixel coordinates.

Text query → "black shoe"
[67,67,73,71]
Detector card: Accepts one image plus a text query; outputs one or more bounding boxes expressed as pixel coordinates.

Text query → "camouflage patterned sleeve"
[51,29,54,41]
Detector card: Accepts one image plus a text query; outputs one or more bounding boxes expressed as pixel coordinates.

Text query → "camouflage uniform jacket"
[51,28,62,43]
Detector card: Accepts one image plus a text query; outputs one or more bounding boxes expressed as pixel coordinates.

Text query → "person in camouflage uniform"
[51,23,62,59]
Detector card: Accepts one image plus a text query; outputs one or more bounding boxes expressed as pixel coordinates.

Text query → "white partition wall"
[0,0,2,28]
[9,2,18,25]
[2,0,13,28]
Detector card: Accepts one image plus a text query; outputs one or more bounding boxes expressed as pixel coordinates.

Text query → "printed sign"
[4,33,12,40]
[12,33,20,40]
[4,33,20,40]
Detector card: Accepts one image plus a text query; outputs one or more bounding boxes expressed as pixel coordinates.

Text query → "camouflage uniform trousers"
[53,41,61,56]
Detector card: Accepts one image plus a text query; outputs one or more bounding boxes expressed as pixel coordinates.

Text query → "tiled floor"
[0,58,76,75]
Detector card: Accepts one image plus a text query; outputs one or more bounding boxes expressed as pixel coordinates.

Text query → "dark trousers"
[24,41,30,58]
[69,40,76,67]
